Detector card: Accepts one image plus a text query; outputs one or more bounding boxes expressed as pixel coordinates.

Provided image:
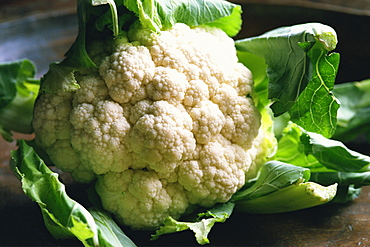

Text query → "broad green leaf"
[333,79,370,141]
[152,202,234,245]
[0,59,39,140]
[232,161,310,201]
[205,4,242,37]
[237,50,268,110]
[272,123,370,203]
[0,59,35,106]
[289,42,340,138]
[124,0,242,36]
[310,172,370,187]
[301,130,370,172]
[39,63,79,93]
[274,123,370,172]
[274,123,326,172]
[234,181,337,214]
[62,1,98,69]
[10,140,98,245]
[10,140,136,247]
[89,208,137,247]
[232,158,336,214]
[235,23,339,137]
[310,173,370,203]
[89,0,120,36]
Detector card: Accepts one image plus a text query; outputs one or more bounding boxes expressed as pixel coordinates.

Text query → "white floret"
[33,22,265,230]
[99,42,155,104]
[130,101,196,174]
[189,100,225,144]
[96,169,188,230]
[146,67,189,103]
[70,100,132,174]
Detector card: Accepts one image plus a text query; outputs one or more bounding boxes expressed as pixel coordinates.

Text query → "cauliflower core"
[33,23,261,229]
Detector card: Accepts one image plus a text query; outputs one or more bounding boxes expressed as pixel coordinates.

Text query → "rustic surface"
[1,1,370,246]
[1,134,370,246]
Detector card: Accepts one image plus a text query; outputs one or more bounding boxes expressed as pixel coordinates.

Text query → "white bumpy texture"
[33,23,263,229]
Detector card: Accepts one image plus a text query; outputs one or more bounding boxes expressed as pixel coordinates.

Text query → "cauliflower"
[33,22,264,229]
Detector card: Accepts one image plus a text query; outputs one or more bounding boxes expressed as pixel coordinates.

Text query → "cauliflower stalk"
[33,22,266,229]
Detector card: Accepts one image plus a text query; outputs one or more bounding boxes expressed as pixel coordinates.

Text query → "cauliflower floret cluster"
[33,23,262,229]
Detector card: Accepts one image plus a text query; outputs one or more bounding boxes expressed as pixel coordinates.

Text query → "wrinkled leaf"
[275,123,370,172]
[273,123,322,171]
[89,0,120,36]
[124,0,242,36]
[232,161,310,201]
[310,172,370,187]
[310,173,370,203]
[152,202,234,245]
[234,181,337,214]
[273,123,370,203]
[235,23,339,137]
[39,62,79,93]
[10,140,136,247]
[89,208,137,247]
[0,59,39,140]
[333,79,370,142]
[289,41,340,138]
[301,130,370,172]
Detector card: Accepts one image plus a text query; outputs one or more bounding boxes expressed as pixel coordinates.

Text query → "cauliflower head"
[33,23,263,229]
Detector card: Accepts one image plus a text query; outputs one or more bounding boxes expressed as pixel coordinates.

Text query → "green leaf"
[333,79,370,141]
[89,0,120,36]
[10,140,137,247]
[310,172,370,187]
[232,159,337,214]
[272,123,370,203]
[232,161,310,201]
[274,123,370,172]
[62,1,98,69]
[274,123,327,172]
[0,59,34,105]
[151,202,234,245]
[231,161,337,213]
[123,0,162,32]
[237,50,268,110]
[289,42,340,138]
[204,4,242,37]
[39,63,79,93]
[310,173,370,203]
[0,59,39,140]
[89,208,137,247]
[235,23,339,137]
[301,130,370,172]
[234,181,337,214]
[124,0,242,36]
[10,140,97,244]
